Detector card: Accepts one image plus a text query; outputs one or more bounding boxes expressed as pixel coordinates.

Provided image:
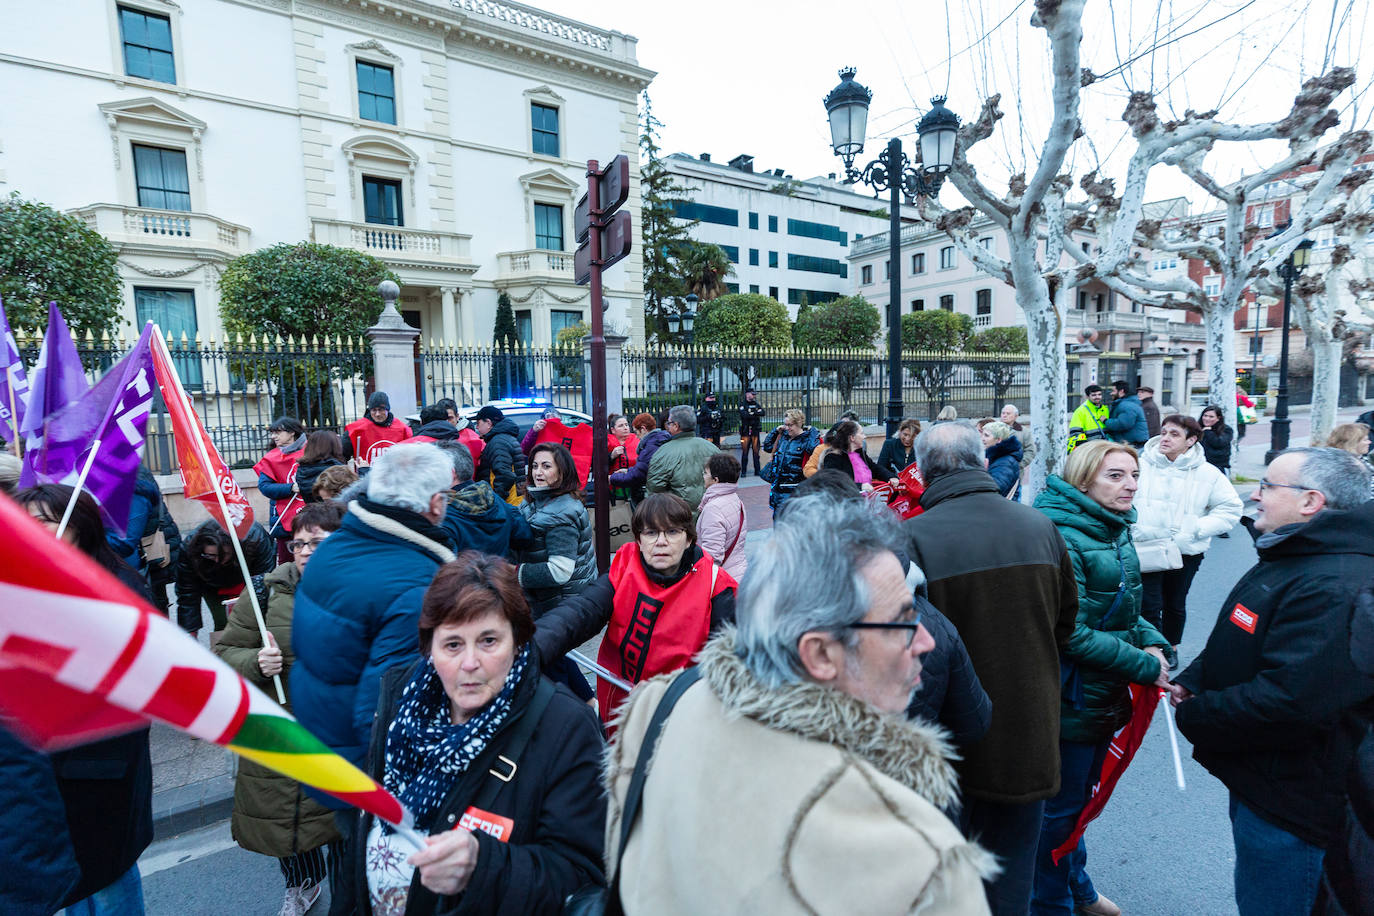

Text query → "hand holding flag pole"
[268,494,302,537]
[149,327,286,706]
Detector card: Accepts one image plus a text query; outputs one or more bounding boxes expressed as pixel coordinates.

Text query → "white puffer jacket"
[1133,437,1244,556]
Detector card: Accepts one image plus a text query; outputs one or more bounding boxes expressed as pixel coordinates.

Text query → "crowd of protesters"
[4,383,1374,916]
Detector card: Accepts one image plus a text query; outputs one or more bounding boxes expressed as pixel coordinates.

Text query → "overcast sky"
[538,0,1369,211]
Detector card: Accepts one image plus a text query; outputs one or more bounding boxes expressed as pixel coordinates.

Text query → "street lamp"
[1265,238,1315,463]
[667,293,699,407]
[824,67,959,435]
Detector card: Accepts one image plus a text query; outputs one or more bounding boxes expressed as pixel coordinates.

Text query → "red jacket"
[344,415,413,465]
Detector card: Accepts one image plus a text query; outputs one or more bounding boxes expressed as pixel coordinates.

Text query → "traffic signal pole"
[585,159,611,574]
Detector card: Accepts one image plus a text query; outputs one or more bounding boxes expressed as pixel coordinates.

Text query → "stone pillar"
[1138,344,1166,397]
[585,332,627,417]
[440,286,459,346]
[367,280,420,421]
[1072,342,1102,390]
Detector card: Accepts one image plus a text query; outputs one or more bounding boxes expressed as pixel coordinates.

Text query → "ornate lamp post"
[1265,238,1314,463]
[824,67,959,434]
[667,293,699,408]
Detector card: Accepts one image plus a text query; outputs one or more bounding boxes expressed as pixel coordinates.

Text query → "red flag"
[534,418,594,485]
[1051,683,1164,864]
[149,329,254,538]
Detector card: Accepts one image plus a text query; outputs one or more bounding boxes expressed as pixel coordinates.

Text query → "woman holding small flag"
[256,416,306,564]
[1032,441,1171,916]
[356,552,605,915]
[216,500,346,916]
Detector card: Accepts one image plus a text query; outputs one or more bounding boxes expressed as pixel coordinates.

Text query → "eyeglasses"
[846,610,924,648]
[288,538,329,554]
[1258,478,1314,494]
[638,528,686,542]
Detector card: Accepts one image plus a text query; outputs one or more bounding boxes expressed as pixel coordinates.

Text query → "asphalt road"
[143,515,1261,916]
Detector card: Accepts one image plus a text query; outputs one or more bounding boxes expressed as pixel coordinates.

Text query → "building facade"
[847,216,1209,357]
[663,152,919,314]
[0,0,654,348]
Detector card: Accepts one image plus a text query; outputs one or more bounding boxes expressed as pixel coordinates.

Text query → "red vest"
[458,427,485,466]
[595,543,735,724]
[345,416,413,465]
[608,433,639,475]
[253,447,301,534]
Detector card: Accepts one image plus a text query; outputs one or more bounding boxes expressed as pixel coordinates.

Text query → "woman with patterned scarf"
[354,552,606,916]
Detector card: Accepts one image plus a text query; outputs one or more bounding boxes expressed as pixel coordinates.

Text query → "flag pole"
[567,648,633,693]
[1160,693,1186,791]
[151,328,286,705]
[7,383,19,457]
[55,439,103,540]
[268,494,301,537]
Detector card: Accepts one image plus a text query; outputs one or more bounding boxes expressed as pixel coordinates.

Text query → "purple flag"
[0,297,29,443]
[26,323,156,534]
[19,303,89,484]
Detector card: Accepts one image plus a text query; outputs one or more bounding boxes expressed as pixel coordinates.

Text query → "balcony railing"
[71,203,250,251]
[311,219,474,264]
[1074,309,1206,341]
[496,248,575,280]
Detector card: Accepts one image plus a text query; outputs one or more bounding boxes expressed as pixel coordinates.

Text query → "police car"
[455,399,591,439]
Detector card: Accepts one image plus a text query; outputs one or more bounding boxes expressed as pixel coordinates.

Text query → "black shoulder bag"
[563,666,703,916]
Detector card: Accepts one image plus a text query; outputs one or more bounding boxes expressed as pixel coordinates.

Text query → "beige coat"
[606,632,996,916]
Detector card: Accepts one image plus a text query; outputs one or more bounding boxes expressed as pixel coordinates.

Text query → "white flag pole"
[1160,693,1186,791]
[151,328,286,705]
[54,439,103,540]
[568,648,634,693]
[268,494,301,537]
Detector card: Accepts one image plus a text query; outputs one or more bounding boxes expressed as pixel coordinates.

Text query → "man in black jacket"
[903,422,1078,916]
[738,388,765,476]
[1173,447,1374,916]
[473,405,527,505]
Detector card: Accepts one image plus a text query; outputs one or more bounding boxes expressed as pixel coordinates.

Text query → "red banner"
[1051,684,1164,864]
[534,418,594,485]
[150,331,255,538]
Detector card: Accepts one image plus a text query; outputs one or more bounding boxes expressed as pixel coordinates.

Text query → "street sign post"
[576,154,632,573]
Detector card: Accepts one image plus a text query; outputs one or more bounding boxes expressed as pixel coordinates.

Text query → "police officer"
[738,388,765,476]
[697,390,723,447]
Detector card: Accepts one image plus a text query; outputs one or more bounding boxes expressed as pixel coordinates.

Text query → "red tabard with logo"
[253,447,301,534]
[608,433,639,475]
[344,416,413,465]
[595,542,735,724]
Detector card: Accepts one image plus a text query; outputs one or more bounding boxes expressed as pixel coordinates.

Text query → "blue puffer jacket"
[1104,394,1149,445]
[291,498,455,789]
[0,726,80,916]
[985,435,1024,497]
[440,480,534,558]
[761,424,820,511]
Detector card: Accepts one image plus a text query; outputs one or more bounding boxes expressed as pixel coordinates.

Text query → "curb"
[152,776,235,840]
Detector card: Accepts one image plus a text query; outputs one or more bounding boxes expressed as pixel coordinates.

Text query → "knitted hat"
[367,391,391,411]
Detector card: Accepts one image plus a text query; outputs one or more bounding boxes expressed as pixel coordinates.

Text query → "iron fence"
[620,346,1036,433]
[14,330,374,473]
[418,343,587,413]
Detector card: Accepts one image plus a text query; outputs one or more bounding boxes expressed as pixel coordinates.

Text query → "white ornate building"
[0,0,653,347]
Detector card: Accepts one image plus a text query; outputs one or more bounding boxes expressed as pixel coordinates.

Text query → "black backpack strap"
[609,667,703,898]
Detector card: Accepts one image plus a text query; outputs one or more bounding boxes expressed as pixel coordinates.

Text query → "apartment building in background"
[0,0,654,347]
[662,152,920,314]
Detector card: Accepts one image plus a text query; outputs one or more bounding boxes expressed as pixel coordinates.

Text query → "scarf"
[382,643,531,832]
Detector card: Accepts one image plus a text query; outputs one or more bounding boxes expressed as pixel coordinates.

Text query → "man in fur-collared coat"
[605,497,995,916]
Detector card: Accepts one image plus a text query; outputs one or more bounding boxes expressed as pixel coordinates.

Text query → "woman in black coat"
[293,430,347,504]
[1198,405,1234,473]
[354,552,604,916]
[175,519,276,634]
[16,485,154,914]
[875,418,921,480]
[820,419,888,488]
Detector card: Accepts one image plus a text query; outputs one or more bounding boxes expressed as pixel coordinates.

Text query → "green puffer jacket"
[1034,476,1169,743]
[215,562,340,857]
[646,432,721,512]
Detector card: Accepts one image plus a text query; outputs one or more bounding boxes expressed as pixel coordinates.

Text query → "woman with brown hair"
[293,430,346,504]
[356,552,605,915]
[533,493,736,724]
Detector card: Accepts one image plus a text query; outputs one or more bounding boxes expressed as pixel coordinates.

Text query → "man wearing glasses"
[605,496,995,915]
[1172,447,1374,916]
